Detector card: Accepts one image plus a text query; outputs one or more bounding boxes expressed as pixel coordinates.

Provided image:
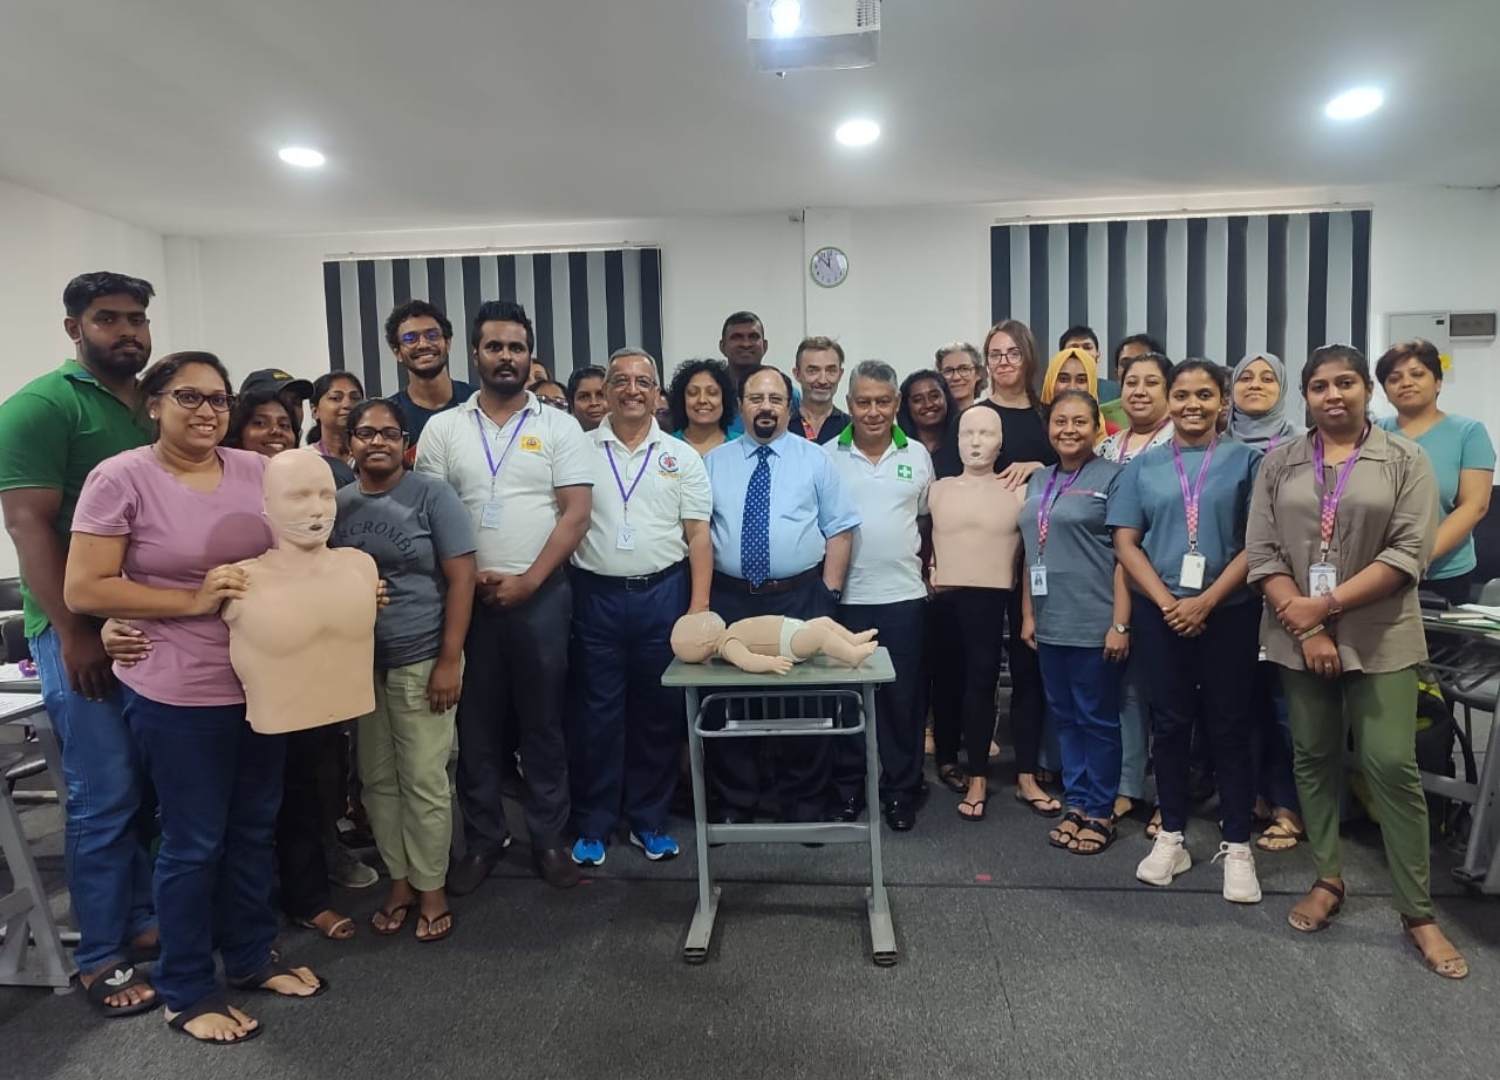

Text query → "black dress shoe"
[533,847,581,889]
[447,851,500,897]
[835,797,864,823]
[883,800,916,832]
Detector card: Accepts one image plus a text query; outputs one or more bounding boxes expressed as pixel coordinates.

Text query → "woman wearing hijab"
[1228,352,1298,451]
[1041,348,1120,445]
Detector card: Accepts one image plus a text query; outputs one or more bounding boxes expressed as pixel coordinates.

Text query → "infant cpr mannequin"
[225,449,378,733]
[670,611,878,675]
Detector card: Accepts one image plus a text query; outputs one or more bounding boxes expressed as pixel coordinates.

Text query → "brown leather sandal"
[1401,915,1469,980]
[1287,879,1344,933]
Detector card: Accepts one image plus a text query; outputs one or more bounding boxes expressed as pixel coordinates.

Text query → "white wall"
[0,178,168,578]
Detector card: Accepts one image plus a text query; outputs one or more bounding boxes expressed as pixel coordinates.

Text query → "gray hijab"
[1228,351,1298,449]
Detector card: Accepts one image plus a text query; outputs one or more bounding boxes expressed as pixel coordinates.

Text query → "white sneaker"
[1136,829,1191,886]
[1214,841,1262,903]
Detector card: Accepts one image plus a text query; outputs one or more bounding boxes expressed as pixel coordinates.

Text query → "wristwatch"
[1112,623,1130,635]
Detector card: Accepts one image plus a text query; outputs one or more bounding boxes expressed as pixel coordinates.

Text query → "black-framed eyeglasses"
[940,364,976,377]
[162,388,235,412]
[351,426,406,443]
[399,329,446,346]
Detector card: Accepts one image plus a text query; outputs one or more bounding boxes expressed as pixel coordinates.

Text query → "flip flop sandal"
[1287,879,1345,934]
[370,901,416,936]
[1048,811,1086,849]
[296,914,355,940]
[937,764,967,795]
[957,798,987,822]
[1069,821,1117,856]
[1400,915,1469,980]
[415,911,454,944]
[228,962,329,998]
[1014,791,1062,818]
[1255,820,1307,852]
[166,995,264,1045]
[84,964,161,1018]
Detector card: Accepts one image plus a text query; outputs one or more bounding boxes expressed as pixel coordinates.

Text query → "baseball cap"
[240,368,315,399]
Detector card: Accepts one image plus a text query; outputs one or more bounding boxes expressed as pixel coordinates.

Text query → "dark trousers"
[833,599,926,805]
[1250,661,1300,813]
[124,691,284,1012]
[707,573,837,822]
[1132,598,1260,842]
[930,587,1008,779]
[1421,572,1473,606]
[275,724,343,920]
[1005,587,1046,775]
[567,565,689,838]
[456,571,572,852]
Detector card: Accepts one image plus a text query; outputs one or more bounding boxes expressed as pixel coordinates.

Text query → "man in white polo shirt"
[825,360,933,831]
[567,348,712,868]
[415,300,594,892]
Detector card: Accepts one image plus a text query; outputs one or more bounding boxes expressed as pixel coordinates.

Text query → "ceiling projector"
[746,0,881,72]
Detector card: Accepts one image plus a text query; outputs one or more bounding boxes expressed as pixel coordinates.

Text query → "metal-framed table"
[0,690,75,990]
[1421,615,1500,893]
[662,648,898,966]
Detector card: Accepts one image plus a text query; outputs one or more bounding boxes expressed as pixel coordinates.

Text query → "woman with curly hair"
[666,358,738,457]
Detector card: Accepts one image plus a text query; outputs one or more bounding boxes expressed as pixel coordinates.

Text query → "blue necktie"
[741,445,773,587]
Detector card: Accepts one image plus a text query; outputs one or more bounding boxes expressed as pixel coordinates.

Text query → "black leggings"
[931,587,1009,779]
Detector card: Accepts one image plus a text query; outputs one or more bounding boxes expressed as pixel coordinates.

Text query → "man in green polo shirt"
[0,271,159,1015]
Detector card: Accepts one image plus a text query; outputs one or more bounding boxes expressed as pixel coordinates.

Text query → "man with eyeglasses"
[387,300,475,453]
[0,271,161,1016]
[566,348,712,867]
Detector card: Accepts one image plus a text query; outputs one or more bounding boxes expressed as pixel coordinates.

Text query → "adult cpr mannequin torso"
[929,406,1023,589]
[224,449,378,733]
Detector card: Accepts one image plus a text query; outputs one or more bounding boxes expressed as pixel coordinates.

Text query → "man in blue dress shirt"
[704,366,861,823]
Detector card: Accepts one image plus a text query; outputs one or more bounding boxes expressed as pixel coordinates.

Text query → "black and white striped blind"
[321,248,663,395]
[990,210,1371,375]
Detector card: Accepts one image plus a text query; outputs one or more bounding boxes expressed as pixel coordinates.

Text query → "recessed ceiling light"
[1324,86,1384,121]
[835,118,880,147]
[769,0,801,36]
[278,146,326,168]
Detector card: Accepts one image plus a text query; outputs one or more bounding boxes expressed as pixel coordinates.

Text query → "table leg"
[862,684,896,965]
[684,687,720,961]
[1456,708,1500,893]
[0,782,75,988]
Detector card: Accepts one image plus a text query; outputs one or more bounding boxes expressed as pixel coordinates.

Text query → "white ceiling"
[3,0,1498,237]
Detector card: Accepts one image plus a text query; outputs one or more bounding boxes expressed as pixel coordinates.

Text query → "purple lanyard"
[1266,434,1282,453]
[1036,463,1085,557]
[606,440,656,515]
[1311,426,1367,558]
[1170,437,1217,551]
[475,409,528,483]
[1115,419,1169,463]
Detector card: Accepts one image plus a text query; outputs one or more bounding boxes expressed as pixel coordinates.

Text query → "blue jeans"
[124,690,285,1011]
[29,626,156,973]
[567,566,689,838]
[1251,661,1300,812]
[1116,656,1154,801]
[1037,644,1123,820]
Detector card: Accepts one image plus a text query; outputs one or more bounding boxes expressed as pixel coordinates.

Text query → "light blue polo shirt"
[1377,413,1496,581]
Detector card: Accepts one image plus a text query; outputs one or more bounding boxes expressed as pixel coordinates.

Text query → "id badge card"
[1029,564,1049,596]
[1179,551,1207,591]
[1308,562,1338,597]
[480,501,502,530]
[615,522,636,551]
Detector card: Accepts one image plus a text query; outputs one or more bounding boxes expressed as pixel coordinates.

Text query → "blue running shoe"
[630,830,680,861]
[571,836,606,867]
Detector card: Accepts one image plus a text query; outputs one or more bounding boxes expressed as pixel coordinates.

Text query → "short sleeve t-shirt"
[933,400,1058,478]
[1106,438,1261,603]
[391,378,476,451]
[71,447,274,706]
[1019,458,1122,646]
[332,471,477,668]
[1377,414,1496,581]
[0,361,152,637]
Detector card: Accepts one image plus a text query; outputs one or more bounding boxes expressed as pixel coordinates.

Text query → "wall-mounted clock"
[810,246,849,288]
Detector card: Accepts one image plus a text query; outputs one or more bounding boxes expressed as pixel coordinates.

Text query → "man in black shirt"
[789,336,850,444]
[387,300,475,454]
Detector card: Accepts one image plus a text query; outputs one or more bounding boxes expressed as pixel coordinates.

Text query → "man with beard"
[415,300,593,892]
[789,336,850,445]
[0,272,160,1016]
[702,366,859,826]
[387,300,475,453]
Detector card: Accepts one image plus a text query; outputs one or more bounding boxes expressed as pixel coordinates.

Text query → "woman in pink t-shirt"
[65,352,327,1044]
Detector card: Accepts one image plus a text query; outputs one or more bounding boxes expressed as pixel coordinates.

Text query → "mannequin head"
[671,611,727,663]
[264,448,337,550]
[957,405,1004,472]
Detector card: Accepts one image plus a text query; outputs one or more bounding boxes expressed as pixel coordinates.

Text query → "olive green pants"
[357,658,456,892]
[1279,665,1432,918]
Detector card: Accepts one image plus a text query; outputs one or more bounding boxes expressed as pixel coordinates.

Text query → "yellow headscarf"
[1041,347,1099,404]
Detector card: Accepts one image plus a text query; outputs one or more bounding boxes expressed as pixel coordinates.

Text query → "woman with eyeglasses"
[64,352,326,1044]
[936,342,985,414]
[667,358,739,458]
[1248,344,1466,979]
[332,399,477,943]
[306,371,365,465]
[1109,359,1264,904]
[1375,339,1495,606]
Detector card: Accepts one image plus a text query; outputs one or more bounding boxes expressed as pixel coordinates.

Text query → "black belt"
[573,561,687,592]
[712,564,821,597]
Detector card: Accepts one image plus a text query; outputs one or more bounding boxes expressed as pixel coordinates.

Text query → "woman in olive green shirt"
[1246,344,1466,979]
